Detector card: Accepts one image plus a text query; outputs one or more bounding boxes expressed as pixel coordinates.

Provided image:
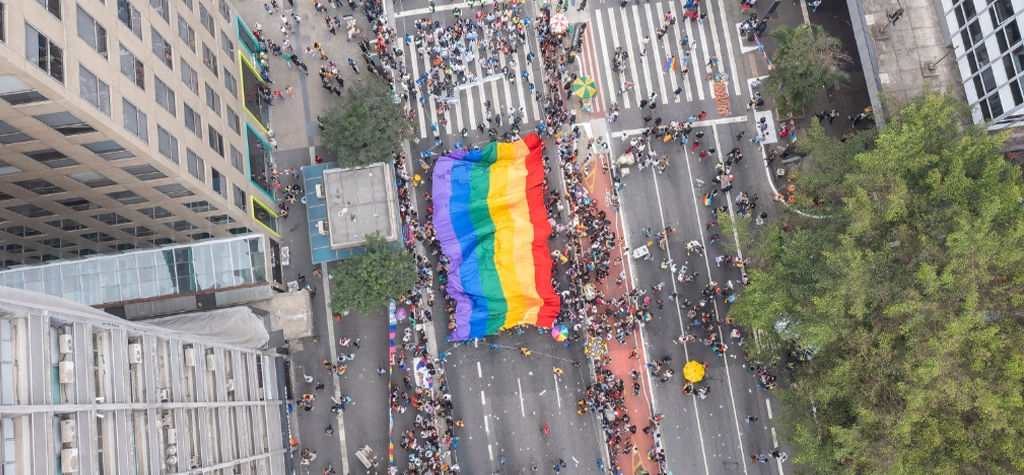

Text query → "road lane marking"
[553,374,562,408]
[477,361,483,379]
[484,415,490,434]
[518,378,526,417]
[766,399,773,419]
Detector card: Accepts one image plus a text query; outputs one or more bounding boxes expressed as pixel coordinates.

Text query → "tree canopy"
[730,91,1024,473]
[764,24,851,113]
[329,231,417,315]
[319,80,412,168]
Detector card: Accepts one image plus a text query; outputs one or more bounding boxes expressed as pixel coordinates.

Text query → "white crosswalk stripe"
[589,1,737,111]
[400,37,542,139]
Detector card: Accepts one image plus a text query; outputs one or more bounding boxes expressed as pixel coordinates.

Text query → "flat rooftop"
[322,163,399,250]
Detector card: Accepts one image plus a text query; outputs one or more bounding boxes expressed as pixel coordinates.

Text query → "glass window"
[92,213,131,225]
[217,0,229,21]
[230,145,243,172]
[3,225,43,237]
[155,77,175,116]
[117,0,142,38]
[137,206,172,219]
[223,67,237,95]
[205,85,220,115]
[58,197,99,211]
[79,66,111,116]
[0,2,6,44]
[990,94,1005,117]
[25,24,64,83]
[38,238,76,248]
[37,0,60,19]
[157,126,179,163]
[155,183,194,198]
[1007,19,1022,46]
[122,98,148,142]
[24,149,78,168]
[149,0,168,22]
[14,179,64,195]
[7,204,53,218]
[69,171,116,188]
[232,184,245,210]
[45,219,85,231]
[211,168,226,197]
[186,149,205,182]
[119,44,145,90]
[0,159,20,175]
[0,120,33,144]
[202,43,218,76]
[184,102,202,136]
[199,3,213,34]
[178,15,195,51]
[207,214,235,225]
[968,20,984,45]
[120,226,155,237]
[122,164,166,181]
[82,232,116,242]
[180,58,199,94]
[227,107,240,134]
[982,66,997,93]
[207,126,223,156]
[220,31,234,56]
[165,220,197,231]
[34,112,93,135]
[183,200,216,212]
[181,0,191,10]
[106,190,146,205]
[77,6,108,57]
[152,29,173,68]
[84,140,134,160]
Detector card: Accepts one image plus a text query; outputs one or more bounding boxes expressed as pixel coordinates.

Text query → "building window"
[2,225,43,237]
[92,213,131,225]
[81,232,116,242]
[178,15,195,51]
[223,68,237,96]
[156,183,193,198]
[158,126,179,163]
[186,149,205,182]
[220,31,234,56]
[137,206,172,219]
[0,2,5,44]
[77,6,108,57]
[0,160,20,175]
[37,0,60,19]
[207,214,235,226]
[164,220,197,231]
[70,249,98,256]
[189,232,213,241]
[217,0,229,20]
[227,107,240,134]
[1,244,34,254]
[39,238,76,249]
[228,146,243,174]
[211,168,226,197]
[183,103,202,136]
[84,140,135,160]
[79,66,111,115]
[120,226,155,237]
[106,190,147,205]
[208,126,224,156]
[151,29,173,68]
[181,0,191,10]
[180,59,199,94]
[117,0,142,37]
[202,43,218,76]
[154,78,176,117]
[149,0,168,22]
[205,85,220,115]
[183,200,216,212]
[119,44,145,90]
[227,227,249,235]
[58,197,99,211]
[69,171,117,188]
[149,237,174,245]
[122,99,148,142]
[199,3,213,34]
[35,111,94,136]
[15,179,64,195]
[232,184,245,210]
[45,219,86,231]
[0,121,33,144]
[25,24,64,83]
[7,204,54,219]
[122,164,166,181]
[109,243,137,251]
[25,149,78,168]
[0,77,49,105]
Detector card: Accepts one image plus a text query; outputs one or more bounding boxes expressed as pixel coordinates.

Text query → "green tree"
[329,231,417,315]
[319,80,412,168]
[731,91,1024,473]
[764,24,852,113]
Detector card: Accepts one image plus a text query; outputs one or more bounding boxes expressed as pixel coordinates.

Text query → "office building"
[940,0,1024,129]
[0,285,290,474]
[0,0,280,267]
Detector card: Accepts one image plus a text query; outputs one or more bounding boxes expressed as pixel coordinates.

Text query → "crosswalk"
[399,33,544,139]
[577,1,742,113]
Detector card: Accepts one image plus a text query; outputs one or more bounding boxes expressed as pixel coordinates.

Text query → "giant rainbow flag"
[432,134,561,340]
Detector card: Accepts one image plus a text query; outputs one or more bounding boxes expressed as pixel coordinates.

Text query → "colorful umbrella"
[572,76,598,99]
[552,325,569,342]
[550,13,569,34]
[683,361,705,382]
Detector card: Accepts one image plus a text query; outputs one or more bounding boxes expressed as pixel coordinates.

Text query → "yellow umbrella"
[683,361,705,382]
[572,76,598,99]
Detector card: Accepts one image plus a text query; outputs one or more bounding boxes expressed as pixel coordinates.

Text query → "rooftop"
[322,163,399,250]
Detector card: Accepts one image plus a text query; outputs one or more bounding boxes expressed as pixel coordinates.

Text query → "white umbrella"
[550,13,569,34]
